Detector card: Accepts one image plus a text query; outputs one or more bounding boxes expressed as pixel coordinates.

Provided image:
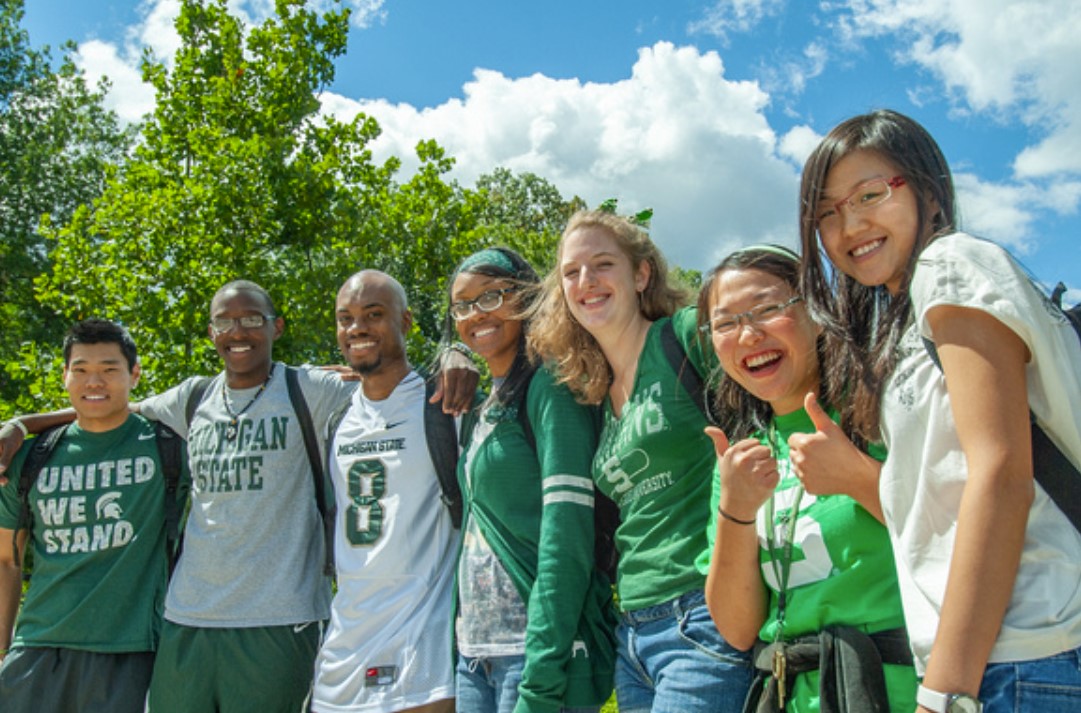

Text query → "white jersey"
[312,371,457,713]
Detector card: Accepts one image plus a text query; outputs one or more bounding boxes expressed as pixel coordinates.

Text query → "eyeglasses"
[210,314,274,334]
[816,176,906,233]
[704,296,803,336]
[450,288,518,321]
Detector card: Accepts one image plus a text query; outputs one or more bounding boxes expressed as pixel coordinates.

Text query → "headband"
[455,248,518,277]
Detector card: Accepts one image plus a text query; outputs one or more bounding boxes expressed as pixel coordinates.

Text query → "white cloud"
[778,125,822,168]
[304,0,386,28]
[323,42,801,270]
[135,0,183,62]
[834,0,1081,179]
[690,0,786,43]
[75,40,156,124]
[954,172,1081,253]
[345,0,387,29]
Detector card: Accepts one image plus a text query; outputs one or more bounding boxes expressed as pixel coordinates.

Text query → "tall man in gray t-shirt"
[138,280,355,713]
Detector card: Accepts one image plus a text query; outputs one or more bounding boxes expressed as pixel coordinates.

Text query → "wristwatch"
[917,684,983,713]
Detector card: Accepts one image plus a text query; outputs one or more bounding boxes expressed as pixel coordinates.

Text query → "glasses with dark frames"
[450,288,518,321]
[703,295,803,336]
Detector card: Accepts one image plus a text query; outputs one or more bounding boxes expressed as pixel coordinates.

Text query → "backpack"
[922,281,1081,533]
[14,420,185,574]
[184,366,336,575]
[324,375,469,531]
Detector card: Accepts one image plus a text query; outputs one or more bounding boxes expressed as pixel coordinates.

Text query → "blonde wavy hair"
[528,209,688,404]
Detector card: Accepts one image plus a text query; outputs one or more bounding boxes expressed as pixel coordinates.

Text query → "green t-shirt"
[754,407,917,712]
[0,414,188,652]
[593,307,716,611]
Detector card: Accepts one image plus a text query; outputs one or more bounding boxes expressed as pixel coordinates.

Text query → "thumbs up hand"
[706,425,778,521]
[788,393,885,521]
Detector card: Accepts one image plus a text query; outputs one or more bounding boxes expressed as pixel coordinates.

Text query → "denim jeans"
[456,654,600,713]
[614,589,753,713]
[979,646,1081,713]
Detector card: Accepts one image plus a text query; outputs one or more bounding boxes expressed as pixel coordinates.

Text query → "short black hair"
[212,280,277,316]
[62,319,138,371]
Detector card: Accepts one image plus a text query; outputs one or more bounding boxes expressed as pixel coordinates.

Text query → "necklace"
[222,364,274,441]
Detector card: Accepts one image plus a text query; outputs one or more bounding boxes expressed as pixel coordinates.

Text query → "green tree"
[474,167,584,272]
[36,0,397,401]
[0,0,134,416]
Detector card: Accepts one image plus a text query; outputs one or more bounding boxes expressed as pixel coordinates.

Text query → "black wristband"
[718,506,756,526]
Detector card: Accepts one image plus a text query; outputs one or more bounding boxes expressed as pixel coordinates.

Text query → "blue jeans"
[456,654,600,713]
[979,646,1081,712]
[615,589,753,713]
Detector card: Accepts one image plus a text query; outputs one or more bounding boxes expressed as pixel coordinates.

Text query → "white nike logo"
[138,432,156,440]
[293,622,312,633]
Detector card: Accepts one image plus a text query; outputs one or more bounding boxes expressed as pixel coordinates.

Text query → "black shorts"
[0,646,154,713]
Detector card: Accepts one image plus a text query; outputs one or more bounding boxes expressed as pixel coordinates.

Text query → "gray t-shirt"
[139,363,355,627]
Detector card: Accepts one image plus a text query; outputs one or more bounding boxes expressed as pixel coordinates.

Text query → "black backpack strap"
[153,421,185,575]
[284,366,335,576]
[659,319,717,425]
[922,337,1081,533]
[424,378,464,528]
[184,376,213,429]
[14,424,70,565]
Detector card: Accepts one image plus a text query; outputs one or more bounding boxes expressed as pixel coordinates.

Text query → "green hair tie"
[456,248,517,276]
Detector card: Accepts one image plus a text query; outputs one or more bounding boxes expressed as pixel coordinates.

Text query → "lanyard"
[762,419,805,708]
[765,482,804,645]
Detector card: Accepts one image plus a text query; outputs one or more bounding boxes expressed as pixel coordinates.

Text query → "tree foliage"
[35,0,401,400]
[5,0,602,414]
[0,0,134,415]
[474,167,583,273]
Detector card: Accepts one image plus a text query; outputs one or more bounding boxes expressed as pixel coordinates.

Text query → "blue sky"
[22,0,1081,300]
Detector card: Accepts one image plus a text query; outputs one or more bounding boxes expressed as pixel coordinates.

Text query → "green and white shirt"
[593,307,716,611]
[0,414,189,652]
[753,407,916,712]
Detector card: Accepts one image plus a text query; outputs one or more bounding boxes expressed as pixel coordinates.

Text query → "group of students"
[2,107,1080,713]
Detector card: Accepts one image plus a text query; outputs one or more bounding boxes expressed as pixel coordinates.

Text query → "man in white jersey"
[312,270,457,713]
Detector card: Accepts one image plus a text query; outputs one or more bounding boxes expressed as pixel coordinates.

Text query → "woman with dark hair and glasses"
[447,247,615,713]
[799,109,1081,713]
[698,245,917,712]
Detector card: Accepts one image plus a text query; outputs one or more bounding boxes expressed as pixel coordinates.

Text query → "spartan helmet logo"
[95,492,124,520]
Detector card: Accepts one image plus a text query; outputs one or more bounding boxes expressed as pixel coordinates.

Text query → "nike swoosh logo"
[293,622,312,633]
[138,432,156,440]
[385,420,407,430]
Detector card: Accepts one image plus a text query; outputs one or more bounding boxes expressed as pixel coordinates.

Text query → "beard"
[350,354,384,375]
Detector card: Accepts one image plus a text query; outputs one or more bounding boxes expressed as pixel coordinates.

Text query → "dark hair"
[444,247,541,408]
[798,109,958,441]
[63,319,138,371]
[696,246,835,441]
[212,280,278,316]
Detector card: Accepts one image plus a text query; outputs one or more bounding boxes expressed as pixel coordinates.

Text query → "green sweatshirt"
[460,365,616,713]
